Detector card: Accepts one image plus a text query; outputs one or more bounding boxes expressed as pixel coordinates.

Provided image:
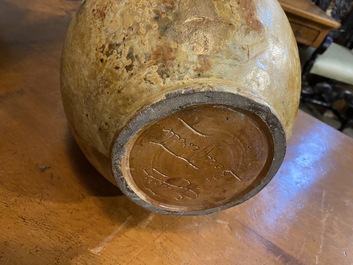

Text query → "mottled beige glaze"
[61,0,300,213]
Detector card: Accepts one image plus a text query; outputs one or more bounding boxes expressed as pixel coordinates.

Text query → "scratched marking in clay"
[142,168,200,200]
[149,141,200,170]
[177,118,211,138]
[152,168,169,179]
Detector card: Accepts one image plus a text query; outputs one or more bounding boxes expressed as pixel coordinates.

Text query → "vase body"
[61,0,300,215]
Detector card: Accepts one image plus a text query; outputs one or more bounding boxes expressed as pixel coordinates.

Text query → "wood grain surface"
[1,1,353,264]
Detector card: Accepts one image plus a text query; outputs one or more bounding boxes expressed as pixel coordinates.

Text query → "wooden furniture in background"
[298,1,353,132]
[279,0,341,47]
[1,1,353,264]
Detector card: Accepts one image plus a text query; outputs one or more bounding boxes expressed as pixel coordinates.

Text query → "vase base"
[112,91,286,215]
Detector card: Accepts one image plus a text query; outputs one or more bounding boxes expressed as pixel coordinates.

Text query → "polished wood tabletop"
[1,1,353,264]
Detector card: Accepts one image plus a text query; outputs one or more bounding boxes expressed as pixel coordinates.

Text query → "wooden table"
[279,0,341,47]
[1,1,353,264]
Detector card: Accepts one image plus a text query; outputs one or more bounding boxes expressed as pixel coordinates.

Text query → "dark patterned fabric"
[312,0,352,21]
[312,0,332,12]
[332,0,352,21]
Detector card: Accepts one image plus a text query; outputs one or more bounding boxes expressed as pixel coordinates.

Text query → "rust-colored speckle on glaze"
[151,45,176,62]
[92,7,106,20]
[196,55,212,75]
[61,0,301,214]
[237,0,263,33]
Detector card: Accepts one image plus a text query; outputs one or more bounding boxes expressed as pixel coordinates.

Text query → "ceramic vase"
[61,0,300,215]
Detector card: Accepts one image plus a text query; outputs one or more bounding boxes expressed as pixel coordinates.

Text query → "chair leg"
[338,97,353,131]
[338,120,349,131]
[301,82,333,108]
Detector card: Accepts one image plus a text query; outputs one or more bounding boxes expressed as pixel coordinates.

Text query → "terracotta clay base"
[112,91,286,215]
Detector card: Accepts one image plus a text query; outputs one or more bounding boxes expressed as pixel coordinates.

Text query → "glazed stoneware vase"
[61,0,300,215]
